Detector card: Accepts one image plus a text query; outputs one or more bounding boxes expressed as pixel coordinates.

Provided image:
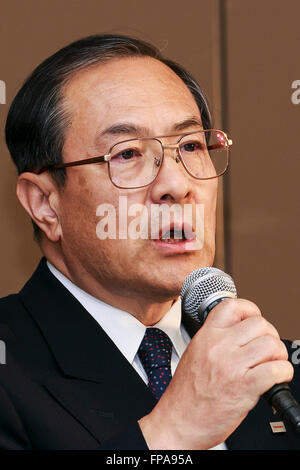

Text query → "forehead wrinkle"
[63,55,195,112]
[94,115,203,149]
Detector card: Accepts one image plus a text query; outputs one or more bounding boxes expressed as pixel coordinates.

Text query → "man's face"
[58,56,218,301]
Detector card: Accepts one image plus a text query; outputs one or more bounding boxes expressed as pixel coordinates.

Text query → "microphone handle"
[264,383,300,435]
[198,300,300,436]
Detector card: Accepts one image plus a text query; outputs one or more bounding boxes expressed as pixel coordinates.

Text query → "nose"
[162,144,181,163]
[149,144,192,204]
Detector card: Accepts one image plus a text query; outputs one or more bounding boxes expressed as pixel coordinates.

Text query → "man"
[0,34,299,450]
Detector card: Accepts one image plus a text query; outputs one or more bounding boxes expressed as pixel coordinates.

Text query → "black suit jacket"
[0,258,300,450]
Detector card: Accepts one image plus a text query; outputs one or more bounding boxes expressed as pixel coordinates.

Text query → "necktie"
[137,327,173,400]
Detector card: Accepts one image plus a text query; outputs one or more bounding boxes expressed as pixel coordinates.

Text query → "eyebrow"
[96,116,203,144]
[172,117,203,132]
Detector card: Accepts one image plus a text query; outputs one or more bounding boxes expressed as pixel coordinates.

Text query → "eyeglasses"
[34,129,232,189]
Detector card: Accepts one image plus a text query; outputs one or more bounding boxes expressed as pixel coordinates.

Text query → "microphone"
[180,266,300,435]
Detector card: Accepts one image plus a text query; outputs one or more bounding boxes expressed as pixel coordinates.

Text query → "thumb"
[204,298,262,329]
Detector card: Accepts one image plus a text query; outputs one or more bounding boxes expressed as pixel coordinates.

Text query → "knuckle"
[206,298,238,324]
[238,298,262,316]
[269,361,281,379]
[287,361,295,381]
[280,341,289,360]
[224,298,237,307]
[262,334,279,352]
[254,315,268,331]
[213,297,236,315]
[270,360,294,381]
[221,298,237,310]
[252,316,280,340]
[258,335,287,360]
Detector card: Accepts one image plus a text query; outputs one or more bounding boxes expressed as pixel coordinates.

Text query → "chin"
[135,254,214,301]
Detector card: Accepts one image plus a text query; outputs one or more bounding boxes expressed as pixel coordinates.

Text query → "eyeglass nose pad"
[163,144,181,164]
[154,156,161,167]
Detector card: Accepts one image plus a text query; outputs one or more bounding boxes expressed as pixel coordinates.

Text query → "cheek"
[205,189,218,227]
[58,183,104,246]
[195,180,218,219]
[194,182,217,251]
[60,168,114,215]
[58,173,147,255]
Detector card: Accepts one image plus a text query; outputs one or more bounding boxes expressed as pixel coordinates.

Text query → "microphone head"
[180,267,237,324]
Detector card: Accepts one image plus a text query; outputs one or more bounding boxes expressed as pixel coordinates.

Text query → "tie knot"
[137,328,173,400]
[138,328,173,372]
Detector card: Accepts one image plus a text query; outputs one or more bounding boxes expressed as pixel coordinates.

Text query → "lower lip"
[151,238,200,253]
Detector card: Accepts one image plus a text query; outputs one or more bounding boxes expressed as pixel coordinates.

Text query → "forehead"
[66,55,195,98]
[62,57,202,150]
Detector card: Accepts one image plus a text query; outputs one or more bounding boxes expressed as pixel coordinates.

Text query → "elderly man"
[0,34,299,450]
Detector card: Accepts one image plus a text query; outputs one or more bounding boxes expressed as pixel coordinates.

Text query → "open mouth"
[151,221,201,252]
[159,226,195,243]
[161,229,185,242]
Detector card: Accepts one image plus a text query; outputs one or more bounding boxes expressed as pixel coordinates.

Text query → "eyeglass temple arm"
[208,139,232,151]
[33,155,107,174]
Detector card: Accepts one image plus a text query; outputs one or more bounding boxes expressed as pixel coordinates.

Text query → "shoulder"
[0,294,22,341]
[0,293,28,339]
[0,292,23,314]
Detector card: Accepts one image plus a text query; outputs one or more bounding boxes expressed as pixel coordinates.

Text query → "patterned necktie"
[137,327,173,400]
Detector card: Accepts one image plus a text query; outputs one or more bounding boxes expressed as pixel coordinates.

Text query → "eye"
[111,148,142,162]
[120,149,135,160]
[181,140,203,153]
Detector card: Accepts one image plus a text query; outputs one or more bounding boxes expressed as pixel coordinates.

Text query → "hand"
[138,298,294,449]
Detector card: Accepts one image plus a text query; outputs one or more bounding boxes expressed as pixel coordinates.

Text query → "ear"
[16,172,62,242]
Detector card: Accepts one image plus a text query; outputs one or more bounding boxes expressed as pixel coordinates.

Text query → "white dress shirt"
[47,261,226,450]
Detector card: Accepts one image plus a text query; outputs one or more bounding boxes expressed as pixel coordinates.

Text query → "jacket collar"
[19,258,199,383]
[19,257,135,383]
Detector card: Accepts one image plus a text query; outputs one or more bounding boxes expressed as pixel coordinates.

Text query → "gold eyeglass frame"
[32,129,232,189]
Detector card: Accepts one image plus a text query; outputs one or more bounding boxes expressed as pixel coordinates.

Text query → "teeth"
[174,229,184,239]
[161,230,172,239]
[161,229,185,240]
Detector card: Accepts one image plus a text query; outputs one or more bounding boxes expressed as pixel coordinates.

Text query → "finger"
[239,336,288,370]
[206,298,262,329]
[231,315,280,347]
[245,360,294,398]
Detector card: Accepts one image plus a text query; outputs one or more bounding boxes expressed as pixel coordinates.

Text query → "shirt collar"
[46,261,186,365]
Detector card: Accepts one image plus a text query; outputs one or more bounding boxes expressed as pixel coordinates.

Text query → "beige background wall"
[0,0,299,338]
[224,0,300,338]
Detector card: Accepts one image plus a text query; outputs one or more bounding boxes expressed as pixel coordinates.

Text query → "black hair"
[5,34,212,240]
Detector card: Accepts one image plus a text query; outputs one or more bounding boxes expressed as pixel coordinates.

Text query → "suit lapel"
[19,258,156,444]
[43,373,156,445]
